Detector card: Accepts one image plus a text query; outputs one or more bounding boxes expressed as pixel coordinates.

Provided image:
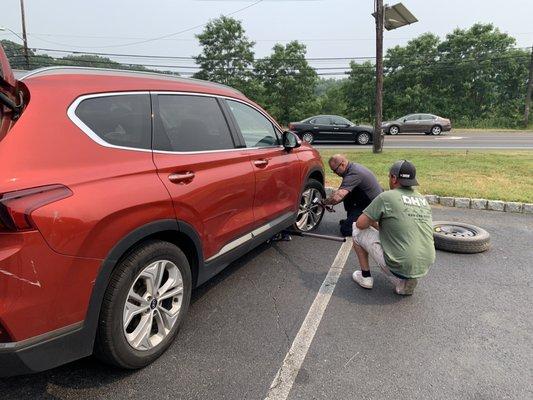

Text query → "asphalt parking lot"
[1,206,532,400]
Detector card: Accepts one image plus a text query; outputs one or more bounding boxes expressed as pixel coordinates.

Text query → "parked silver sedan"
[383,113,451,135]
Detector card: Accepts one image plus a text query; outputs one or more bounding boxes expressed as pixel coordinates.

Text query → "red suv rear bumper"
[0,231,102,376]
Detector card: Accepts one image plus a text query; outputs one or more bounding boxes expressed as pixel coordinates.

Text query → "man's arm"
[355,213,379,230]
[323,188,349,205]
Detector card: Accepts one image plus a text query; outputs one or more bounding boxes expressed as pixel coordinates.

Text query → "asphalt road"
[314,130,533,149]
[1,206,532,399]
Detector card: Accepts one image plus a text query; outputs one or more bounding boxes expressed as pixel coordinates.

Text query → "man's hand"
[323,188,349,206]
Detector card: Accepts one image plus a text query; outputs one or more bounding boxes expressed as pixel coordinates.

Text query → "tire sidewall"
[431,125,442,135]
[293,179,326,232]
[389,125,399,135]
[302,132,314,144]
[101,241,192,368]
[356,132,370,145]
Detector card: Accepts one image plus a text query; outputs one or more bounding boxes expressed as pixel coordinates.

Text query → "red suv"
[0,46,325,376]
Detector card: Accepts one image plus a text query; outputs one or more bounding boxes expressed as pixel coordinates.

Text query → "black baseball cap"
[389,160,419,186]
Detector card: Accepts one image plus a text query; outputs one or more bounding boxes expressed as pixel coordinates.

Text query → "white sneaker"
[352,270,373,289]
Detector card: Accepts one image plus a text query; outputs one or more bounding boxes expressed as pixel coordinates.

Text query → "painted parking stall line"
[264,239,353,400]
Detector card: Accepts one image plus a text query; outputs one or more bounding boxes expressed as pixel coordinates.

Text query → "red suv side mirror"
[282,131,301,150]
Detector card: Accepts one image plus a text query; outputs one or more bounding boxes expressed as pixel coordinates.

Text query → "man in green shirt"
[351,160,435,295]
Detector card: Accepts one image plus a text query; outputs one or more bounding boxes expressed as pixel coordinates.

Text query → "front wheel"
[302,132,314,144]
[356,131,371,145]
[294,179,325,232]
[95,240,192,369]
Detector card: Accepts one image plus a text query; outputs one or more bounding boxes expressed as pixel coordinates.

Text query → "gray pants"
[351,225,406,287]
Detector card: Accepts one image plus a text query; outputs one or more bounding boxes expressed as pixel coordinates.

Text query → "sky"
[1,0,532,76]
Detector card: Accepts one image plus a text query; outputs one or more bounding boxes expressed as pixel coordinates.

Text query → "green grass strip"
[319,149,533,203]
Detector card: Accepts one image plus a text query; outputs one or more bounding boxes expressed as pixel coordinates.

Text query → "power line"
[20,0,265,50]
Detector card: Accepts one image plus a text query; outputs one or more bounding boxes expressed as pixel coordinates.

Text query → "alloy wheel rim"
[390,127,399,134]
[358,133,370,144]
[123,260,184,351]
[432,126,441,135]
[302,133,313,143]
[296,188,324,231]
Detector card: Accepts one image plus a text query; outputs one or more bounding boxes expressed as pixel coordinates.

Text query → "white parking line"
[264,239,353,400]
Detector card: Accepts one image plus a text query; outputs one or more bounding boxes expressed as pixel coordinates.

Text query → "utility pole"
[20,0,30,70]
[373,0,384,153]
[524,45,533,128]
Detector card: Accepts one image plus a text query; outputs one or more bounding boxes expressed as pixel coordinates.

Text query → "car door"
[419,114,435,132]
[224,99,302,227]
[402,114,420,133]
[151,93,256,261]
[310,116,334,141]
[330,116,354,141]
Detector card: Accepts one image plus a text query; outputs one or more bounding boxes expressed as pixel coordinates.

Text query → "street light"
[372,2,417,153]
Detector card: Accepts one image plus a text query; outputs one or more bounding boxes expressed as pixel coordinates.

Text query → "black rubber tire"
[388,125,400,135]
[301,132,314,144]
[433,221,491,254]
[356,131,371,145]
[431,125,442,135]
[94,240,192,369]
[293,178,326,232]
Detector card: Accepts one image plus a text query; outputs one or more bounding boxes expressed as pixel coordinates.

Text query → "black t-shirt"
[339,162,383,211]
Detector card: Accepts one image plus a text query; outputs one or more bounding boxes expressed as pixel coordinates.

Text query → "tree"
[1,39,55,70]
[255,41,318,125]
[343,61,375,124]
[194,16,255,94]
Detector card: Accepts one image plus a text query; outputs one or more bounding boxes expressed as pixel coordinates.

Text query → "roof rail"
[20,66,243,95]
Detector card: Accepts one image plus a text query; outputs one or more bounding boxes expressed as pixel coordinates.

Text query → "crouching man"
[351,160,435,295]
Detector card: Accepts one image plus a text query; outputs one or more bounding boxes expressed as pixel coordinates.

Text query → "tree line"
[3,19,531,128]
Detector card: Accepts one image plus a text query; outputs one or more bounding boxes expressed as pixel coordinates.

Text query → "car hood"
[356,124,374,131]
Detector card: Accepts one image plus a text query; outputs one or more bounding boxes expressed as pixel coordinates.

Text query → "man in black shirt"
[323,154,383,236]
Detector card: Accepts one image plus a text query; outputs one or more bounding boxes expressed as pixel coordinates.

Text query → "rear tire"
[431,125,442,135]
[293,179,325,232]
[433,221,491,254]
[388,125,400,135]
[95,240,192,369]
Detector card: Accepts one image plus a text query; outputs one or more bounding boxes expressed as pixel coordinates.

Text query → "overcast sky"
[1,0,532,75]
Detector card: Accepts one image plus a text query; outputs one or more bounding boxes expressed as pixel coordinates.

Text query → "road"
[314,130,533,149]
[1,207,532,399]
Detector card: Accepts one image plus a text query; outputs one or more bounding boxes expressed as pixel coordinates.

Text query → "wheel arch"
[83,219,204,352]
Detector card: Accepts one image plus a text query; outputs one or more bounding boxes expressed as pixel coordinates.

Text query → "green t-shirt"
[363,187,435,278]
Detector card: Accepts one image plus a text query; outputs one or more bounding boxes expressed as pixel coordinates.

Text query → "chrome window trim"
[205,212,293,263]
[67,91,153,153]
[67,91,285,154]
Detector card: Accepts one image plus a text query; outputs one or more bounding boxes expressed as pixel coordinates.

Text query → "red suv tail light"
[0,185,73,232]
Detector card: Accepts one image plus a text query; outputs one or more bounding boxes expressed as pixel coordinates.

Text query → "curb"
[325,187,532,214]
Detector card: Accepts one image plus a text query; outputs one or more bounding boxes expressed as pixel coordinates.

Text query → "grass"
[319,149,533,203]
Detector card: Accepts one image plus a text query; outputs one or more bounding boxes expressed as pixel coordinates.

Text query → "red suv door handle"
[168,172,195,184]
[253,159,269,168]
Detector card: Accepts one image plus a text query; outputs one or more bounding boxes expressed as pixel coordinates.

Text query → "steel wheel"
[434,224,476,238]
[302,132,314,144]
[123,259,184,351]
[356,132,371,145]
[296,187,324,231]
[389,126,399,135]
[431,125,442,135]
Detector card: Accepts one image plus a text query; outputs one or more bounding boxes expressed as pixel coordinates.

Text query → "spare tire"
[433,221,491,254]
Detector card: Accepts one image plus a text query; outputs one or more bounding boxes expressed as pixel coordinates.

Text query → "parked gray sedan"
[383,113,451,135]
